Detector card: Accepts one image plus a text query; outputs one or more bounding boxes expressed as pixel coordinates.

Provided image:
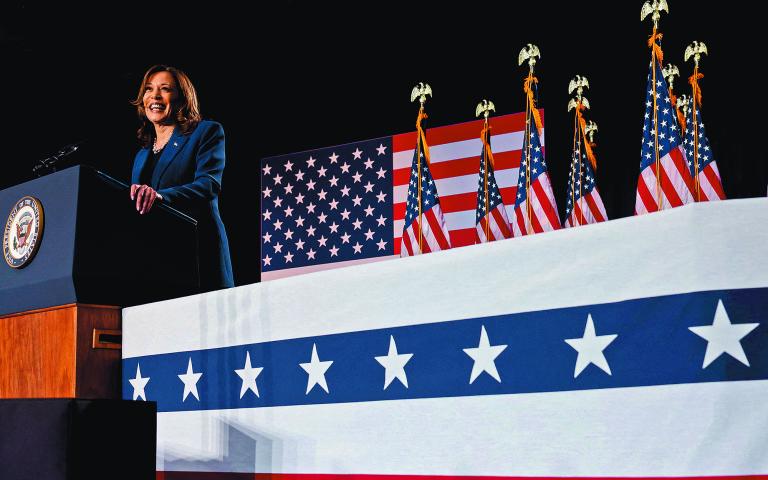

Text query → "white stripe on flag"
[393,130,543,170]
[394,168,519,204]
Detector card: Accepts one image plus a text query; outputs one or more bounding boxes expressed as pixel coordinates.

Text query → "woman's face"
[143,71,179,125]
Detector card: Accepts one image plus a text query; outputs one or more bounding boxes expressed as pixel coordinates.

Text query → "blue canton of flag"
[260,138,394,273]
[475,134,511,242]
[684,106,726,201]
[635,59,695,214]
[400,140,451,256]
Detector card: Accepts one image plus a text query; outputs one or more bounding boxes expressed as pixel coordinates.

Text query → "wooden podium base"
[0,304,121,399]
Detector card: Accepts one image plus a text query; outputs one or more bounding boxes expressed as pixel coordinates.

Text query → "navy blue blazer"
[132,120,234,290]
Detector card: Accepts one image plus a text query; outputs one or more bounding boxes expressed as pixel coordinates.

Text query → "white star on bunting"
[300,343,333,394]
[129,364,150,401]
[565,314,617,378]
[178,358,203,401]
[463,325,507,384]
[689,299,759,368]
[234,352,264,399]
[374,335,414,389]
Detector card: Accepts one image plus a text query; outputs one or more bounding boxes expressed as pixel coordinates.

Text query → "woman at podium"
[129,64,234,291]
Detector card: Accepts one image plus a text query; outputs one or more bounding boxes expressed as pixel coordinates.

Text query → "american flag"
[261,112,536,280]
[474,126,512,242]
[684,106,726,201]
[260,138,394,280]
[564,144,607,227]
[511,118,560,236]
[635,55,695,214]
[400,115,451,256]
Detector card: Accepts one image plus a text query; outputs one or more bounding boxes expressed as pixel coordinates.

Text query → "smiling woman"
[129,64,234,292]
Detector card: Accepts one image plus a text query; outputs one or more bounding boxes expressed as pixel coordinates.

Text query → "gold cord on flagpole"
[571,112,578,225]
[685,40,708,202]
[642,1,669,211]
[484,121,490,240]
[476,99,496,241]
[651,29,662,211]
[568,75,591,226]
[519,43,541,235]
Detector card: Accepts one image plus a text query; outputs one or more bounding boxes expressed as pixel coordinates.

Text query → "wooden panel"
[0,304,121,398]
[75,305,121,398]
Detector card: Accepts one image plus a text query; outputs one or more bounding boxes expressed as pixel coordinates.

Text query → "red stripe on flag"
[658,161,685,207]
[478,216,494,242]
[584,193,605,223]
[531,179,561,230]
[392,151,521,187]
[425,209,450,249]
[491,207,512,238]
[670,146,696,197]
[449,228,477,247]
[499,186,518,206]
[636,170,658,214]
[437,192,477,214]
[702,163,726,200]
[157,472,768,480]
[412,220,431,254]
[400,227,412,256]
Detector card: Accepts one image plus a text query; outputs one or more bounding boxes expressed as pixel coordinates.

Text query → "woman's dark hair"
[131,65,201,147]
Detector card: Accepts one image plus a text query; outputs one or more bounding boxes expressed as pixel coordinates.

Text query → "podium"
[0,165,199,398]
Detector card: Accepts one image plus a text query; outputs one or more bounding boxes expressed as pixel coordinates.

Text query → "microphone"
[33,141,86,177]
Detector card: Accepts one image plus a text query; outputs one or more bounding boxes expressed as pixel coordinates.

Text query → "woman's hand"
[130,184,161,214]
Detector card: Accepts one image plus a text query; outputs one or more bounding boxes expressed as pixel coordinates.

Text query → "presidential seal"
[3,196,44,268]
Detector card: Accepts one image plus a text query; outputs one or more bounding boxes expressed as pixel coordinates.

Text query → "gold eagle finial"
[567,75,590,112]
[684,41,708,67]
[518,43,541,72]
[410,82,433,105]
[585,120,598,144]
[662,64,680,90]
[641,0,669,28]
[475,99,496,119]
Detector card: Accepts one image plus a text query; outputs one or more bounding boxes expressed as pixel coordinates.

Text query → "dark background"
[1,1,764,286]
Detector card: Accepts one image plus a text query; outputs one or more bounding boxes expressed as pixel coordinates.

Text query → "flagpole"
[578,118,584,226]
[484,119,490,240]
[642,1,670,211]
[651,32,662,211]
[410,82,433,255]
[686,41,707,202]
[525,89,532,234]
[476,99,496,241]
[691,66,700,201]
[518,44,541,235]
[417,107,423,254]
[571,111,578,225]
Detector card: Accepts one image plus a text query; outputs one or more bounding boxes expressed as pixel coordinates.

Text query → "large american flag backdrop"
[124,198,768,479]
[260,111,536,280]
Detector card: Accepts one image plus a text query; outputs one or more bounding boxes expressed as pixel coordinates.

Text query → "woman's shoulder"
[194,120,224,135]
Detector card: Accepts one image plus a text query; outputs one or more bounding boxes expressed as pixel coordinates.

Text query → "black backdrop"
[2,1,764,286]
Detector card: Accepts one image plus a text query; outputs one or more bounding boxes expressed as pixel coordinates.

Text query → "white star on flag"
[129,363,150,401]
[300,343,333,394]
[234,351,264,399]
[374,335,414,389]
[565,314,617,378]
[463,325,507,384]
[689,299,759,368]
[178,358,203,401]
